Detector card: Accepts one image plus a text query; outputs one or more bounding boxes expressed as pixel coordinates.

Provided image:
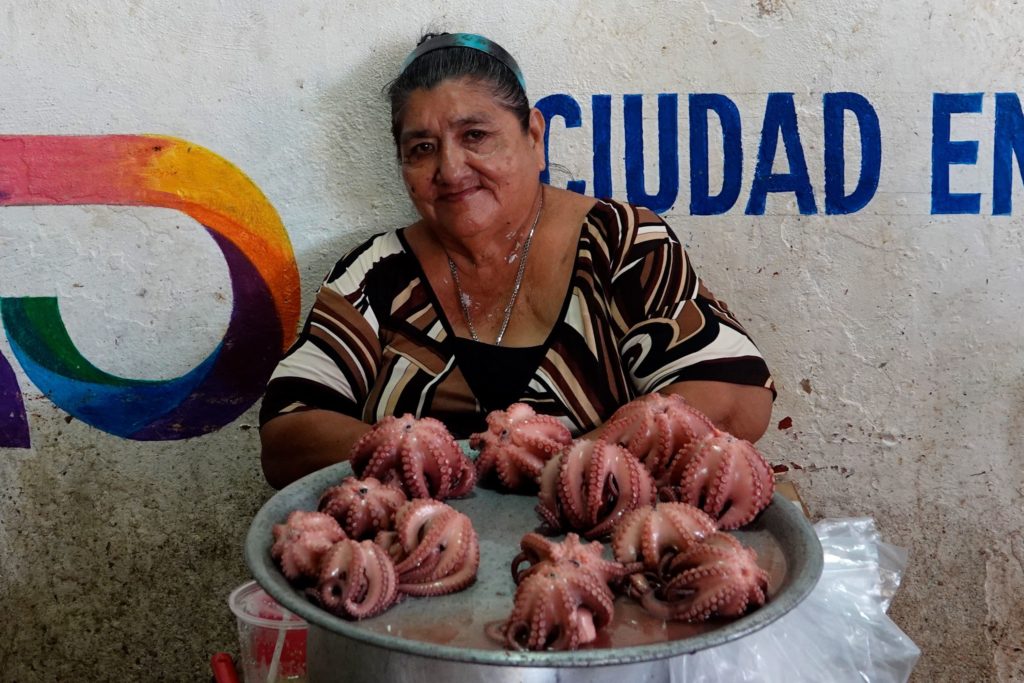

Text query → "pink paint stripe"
[0,135,159,206]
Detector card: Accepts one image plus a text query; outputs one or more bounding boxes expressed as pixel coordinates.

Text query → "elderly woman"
[259,33,774,489]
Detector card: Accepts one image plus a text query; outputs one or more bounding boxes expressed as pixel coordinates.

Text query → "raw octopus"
[374,499,480,597]
[600,392,715,480]
[270,510,347,582]
[271,399,777,636]
[470,403,573,492]
[611,501,718,573]
[536,439,656,538]
[659,430,775,529]
[318,476,408,540]
[501,533,634,651]
[349,414,476,500]
[511,532,638,587]
[272,481,479,618]
[503,561,616,651]
[639,532,769,622]
[311,538,399,620]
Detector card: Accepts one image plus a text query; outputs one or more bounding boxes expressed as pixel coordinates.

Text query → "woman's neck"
[430,185,544,273]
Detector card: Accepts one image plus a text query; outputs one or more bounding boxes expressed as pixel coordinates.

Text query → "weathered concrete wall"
[1,1,1021,680]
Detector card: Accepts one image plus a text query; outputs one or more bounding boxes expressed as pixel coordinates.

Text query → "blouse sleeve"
[612,207,775,397]
[258,237,385,427]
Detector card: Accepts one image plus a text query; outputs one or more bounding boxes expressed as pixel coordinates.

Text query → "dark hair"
[385,33,531,154]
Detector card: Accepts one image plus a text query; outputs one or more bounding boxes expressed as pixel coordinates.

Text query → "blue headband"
[399,33,527,91]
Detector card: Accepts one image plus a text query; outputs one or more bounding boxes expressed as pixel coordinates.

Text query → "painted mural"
[0,135,300,447]
[2,91,1021,447]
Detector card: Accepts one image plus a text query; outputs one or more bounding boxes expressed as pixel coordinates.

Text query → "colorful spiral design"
[0,135,300,442]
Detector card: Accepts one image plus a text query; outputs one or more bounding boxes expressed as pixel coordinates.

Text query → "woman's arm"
[659,380,773,443]
[259,410,373,490]
[258,235,392,489]
[603,206,774,444]
[584,381,773,444]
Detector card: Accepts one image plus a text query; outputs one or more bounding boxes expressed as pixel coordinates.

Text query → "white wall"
[0,2,1021,680]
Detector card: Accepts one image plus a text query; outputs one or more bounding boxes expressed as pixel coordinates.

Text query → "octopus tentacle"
[401,528,479,596]
[361,444,402,488]
[585,441,614,529]
[448,455,477,498]
[314,539,398,620]
[521,416,572,447]
[399,444,439,500]
[586,441,657,539]
[558,444,590,530]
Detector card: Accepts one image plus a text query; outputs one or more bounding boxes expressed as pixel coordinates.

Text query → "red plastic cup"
[228,580,307,682]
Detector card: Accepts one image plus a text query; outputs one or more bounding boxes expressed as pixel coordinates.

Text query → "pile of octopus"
[261,33,778,653]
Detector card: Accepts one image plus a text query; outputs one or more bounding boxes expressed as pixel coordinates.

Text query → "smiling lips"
[438,186,480,202]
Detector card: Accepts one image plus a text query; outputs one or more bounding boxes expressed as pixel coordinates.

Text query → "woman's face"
[397,77,546,241]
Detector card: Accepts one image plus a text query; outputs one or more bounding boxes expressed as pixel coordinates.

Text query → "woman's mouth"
[439,187,480,202]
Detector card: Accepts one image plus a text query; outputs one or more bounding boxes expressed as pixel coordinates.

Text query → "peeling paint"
[754,0,789,18]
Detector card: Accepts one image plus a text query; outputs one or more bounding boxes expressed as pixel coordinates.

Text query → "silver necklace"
[446,190,544,346]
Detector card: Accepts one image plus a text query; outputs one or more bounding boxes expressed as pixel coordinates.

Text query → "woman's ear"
[528,107,547,171]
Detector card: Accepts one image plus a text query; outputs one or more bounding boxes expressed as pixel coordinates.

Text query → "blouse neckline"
[394,199,604,354]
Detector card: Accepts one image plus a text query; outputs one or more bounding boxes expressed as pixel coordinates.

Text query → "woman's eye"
[465,129,487,143]
[404,142,434,161]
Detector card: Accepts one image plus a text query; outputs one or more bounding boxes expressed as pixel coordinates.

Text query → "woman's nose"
[435,142,469,184]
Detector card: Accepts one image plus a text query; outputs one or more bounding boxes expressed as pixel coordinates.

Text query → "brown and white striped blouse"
[259,199,774,438]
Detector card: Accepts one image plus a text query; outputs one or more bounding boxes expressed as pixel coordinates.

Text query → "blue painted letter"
[824,92,882,215]
[624,94,679,214]
[993,92,1024,215]
[535,94,586,194]
[746,93,817,215]
[689,94,743,215]
[931,93,983,214]
[592,95,613,199]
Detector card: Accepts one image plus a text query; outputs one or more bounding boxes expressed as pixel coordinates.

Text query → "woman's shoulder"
[581,197,676,259]
[589,196,667,231]
[323,230,409,293]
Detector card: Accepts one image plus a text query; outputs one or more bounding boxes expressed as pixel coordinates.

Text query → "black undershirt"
[451,337,547,415]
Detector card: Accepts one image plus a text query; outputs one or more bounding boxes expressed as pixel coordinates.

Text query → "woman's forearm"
[584,381,772,444]
[659,380,773,443]
[259,410,373,489]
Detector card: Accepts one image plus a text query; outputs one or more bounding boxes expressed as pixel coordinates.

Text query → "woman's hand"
[259,411,373,489]
[658,380,773,443]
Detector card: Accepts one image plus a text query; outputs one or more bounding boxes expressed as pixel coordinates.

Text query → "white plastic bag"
[668,517,921,682]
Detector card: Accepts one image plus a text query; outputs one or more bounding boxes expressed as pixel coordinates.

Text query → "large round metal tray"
[245,458,823,669]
